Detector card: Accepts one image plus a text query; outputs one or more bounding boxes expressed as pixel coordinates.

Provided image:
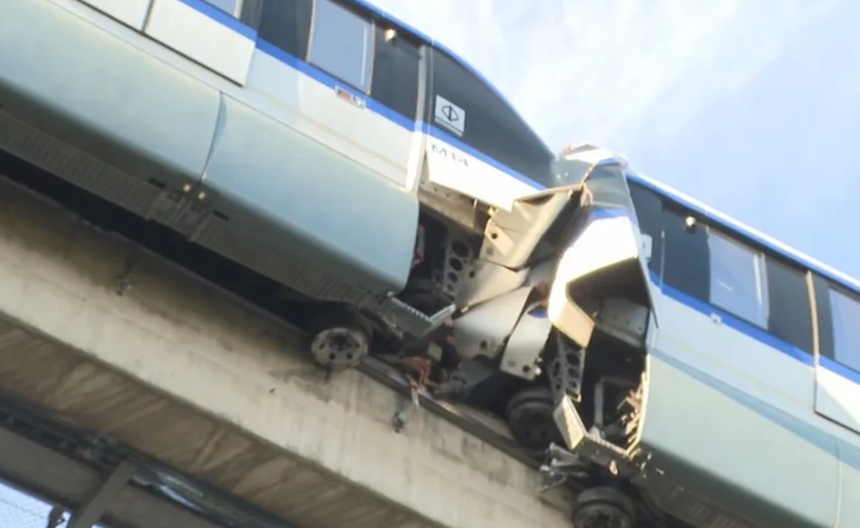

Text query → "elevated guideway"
[0,174,573,528]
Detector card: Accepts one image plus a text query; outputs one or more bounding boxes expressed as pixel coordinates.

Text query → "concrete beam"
[0,427,225,528]
[0,176,573,528]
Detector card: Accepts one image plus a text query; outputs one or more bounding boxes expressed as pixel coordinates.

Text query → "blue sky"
[373,0,860,280]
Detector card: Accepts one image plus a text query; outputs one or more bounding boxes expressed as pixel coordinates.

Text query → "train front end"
[538,145,659,526]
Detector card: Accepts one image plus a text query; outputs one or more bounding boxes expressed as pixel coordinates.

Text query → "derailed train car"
[2,1,860,528]
[406,142,860,528]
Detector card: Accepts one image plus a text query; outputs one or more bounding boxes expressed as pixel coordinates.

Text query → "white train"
[1,1,858,528]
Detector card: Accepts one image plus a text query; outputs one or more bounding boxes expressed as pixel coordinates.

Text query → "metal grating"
[0,112,161,218]
[191,215,371,304]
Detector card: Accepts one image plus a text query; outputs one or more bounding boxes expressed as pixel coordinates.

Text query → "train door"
[811,275,860,434]
[167,0,425,299]
[144,0,260,85]
[246,0,424,189]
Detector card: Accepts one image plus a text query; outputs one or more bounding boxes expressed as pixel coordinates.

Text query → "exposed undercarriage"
[303,149,660,526]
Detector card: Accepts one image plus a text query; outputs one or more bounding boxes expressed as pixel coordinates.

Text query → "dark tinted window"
[308,0,374,92]
[662,205,710,302]
[370,27,421,119]
[431,51,554,186]
[258,0,313,59]
[765,259,813,352]
[707,228,769,327]
[239,0,265,28]
[628,180,663,275]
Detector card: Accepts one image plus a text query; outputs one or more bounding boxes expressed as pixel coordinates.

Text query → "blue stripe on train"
[652,275,860,384]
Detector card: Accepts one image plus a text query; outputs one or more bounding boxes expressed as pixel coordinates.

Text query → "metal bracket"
[553,395,633,477]
[68,460,137,528]
[376,297,455,340]
[539,443,589,493]
[500,302,553,380]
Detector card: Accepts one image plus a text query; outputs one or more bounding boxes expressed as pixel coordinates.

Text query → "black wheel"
[307,309,372,370]
[572,487,635,528]
[505,386,564,450]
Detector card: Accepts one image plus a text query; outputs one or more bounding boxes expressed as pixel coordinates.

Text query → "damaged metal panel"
[479,185,580,270]
[596,298,650,350]
[453,286,532,359]
[456,260,529,308]
[500,304,554,381]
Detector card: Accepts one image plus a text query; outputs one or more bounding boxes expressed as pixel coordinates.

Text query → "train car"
[380,137,860,528]
[0,0,559,366]
[517,147,860,528]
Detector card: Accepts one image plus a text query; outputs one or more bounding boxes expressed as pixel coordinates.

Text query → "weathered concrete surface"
[0,178,574,528]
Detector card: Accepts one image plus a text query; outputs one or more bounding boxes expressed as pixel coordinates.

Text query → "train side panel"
[0,0,423,300]
[639,303,839,527]
[0,0,220,217]
[80,0,151,29]
[627,175,843,527]
[197,92,418,301]
[837,440,860,527]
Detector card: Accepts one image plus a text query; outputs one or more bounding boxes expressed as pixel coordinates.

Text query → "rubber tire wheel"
[505,386,564,450]
[307,309,373,370]
[572,487,636,528]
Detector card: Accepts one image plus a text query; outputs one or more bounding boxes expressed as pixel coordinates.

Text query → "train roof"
[627,171,860,296]
[351,0,554,156]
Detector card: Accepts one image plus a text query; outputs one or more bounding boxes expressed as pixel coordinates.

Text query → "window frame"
[706,225,770,329]
[307,0,376,94]
[827,283,860,373]
[368,24,422,119]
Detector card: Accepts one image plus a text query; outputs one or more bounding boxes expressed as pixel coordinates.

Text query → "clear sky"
[373,0,860,280]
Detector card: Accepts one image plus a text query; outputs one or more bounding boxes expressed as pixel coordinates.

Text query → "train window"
[431,51,555,187]
[707,229,769,328]
[205,0,241,15]
[258,0,312,58]
[662,206,710,302]
[765,258,813,352]
[370,27,420,119]
[628,180,663,275]
[829,287,860,372]
[308,0,374,92]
